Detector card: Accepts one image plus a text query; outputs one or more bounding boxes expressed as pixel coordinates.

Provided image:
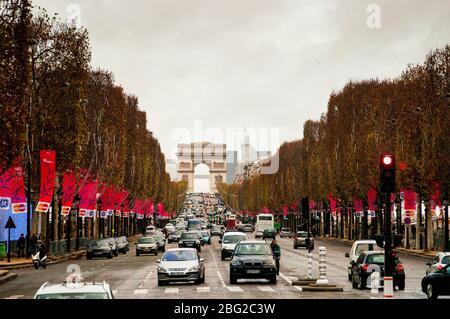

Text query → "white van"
[345,239,377,280]
[255,214,274,238]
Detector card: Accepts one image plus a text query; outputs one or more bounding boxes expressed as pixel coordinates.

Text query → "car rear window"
[355,243,375,256]
[366,254,384,264]
[442,256,450,264]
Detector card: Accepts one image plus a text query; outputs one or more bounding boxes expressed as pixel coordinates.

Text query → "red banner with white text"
[36,150,56,212]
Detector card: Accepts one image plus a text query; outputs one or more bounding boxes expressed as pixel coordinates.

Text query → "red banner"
[78,179,97,217]
[61,171,77,216]
[309,200,316,210]
[327,194,337,215]
[283,205,288,217]
[10,165,27,214]
[431,182,442,211]
[368,188,376,213]
[402,189,416,210]
[0,166,15,210]
[354,198,363,213]
[36,150,56,212]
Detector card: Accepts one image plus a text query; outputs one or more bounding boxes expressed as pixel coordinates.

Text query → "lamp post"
[444,196,449,252]
[57,188,63,240]
[97,199,102,239]
[74,194,80,251]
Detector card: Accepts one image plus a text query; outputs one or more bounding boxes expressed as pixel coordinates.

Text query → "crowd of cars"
[86,236,129,259]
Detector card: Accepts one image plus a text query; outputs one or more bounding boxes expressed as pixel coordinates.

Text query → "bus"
[255,214,274,238]
[226,214,236,231]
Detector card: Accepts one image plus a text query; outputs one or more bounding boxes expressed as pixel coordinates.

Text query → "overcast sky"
[35,0,450,164]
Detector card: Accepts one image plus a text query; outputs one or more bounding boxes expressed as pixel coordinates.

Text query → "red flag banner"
[327,194,337,216]
[283,205,288,217]
[78,179,97,218]
[402,189,416,210]
[431,182,441,213]
[0,166,15,211]
[354,198,363,215]
[62,171,77,216]
[36,150,56,212]
[11,165,27,214]
[368,188,376,217]
[309,200,316,210]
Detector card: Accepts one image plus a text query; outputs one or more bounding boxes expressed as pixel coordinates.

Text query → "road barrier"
[315,246,329,285]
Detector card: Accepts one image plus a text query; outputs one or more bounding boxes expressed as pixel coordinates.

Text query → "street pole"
[444,201,449,251]
[26,138,32,258]
[384,192,394,298]
[66,210,71,251]
[75,203,79,251]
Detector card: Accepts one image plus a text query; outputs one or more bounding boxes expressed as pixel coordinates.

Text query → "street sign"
[5,216,16,229]
[404,217,411,225]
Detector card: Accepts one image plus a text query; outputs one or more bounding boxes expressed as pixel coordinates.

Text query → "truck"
[226,214,236,231]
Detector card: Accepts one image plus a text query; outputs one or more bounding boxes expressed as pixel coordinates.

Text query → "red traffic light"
[380,154,395,168]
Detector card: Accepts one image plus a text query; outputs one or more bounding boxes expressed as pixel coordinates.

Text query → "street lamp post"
[444,197,449,252]
[74,194,80,250]
[97,199,102,239]
[57,188,63,240]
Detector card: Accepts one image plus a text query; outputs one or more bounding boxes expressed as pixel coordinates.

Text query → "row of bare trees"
[220,45,450,212]
[0,0,186,212]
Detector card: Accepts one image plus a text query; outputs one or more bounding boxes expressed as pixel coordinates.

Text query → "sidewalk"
[319,236,438,259]
[0,250,86,271]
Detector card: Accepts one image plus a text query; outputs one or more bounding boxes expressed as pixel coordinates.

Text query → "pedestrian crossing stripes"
[257,286,275,292]
[227,286,244,292]
[134,289,149,294]
[165,288,179,294]
[197,287,211,293]
[293,286,303,292]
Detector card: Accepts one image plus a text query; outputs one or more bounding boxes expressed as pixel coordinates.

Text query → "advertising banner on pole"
[11,166,27,214]
[62,171,76,216]
[0,166,14,211]
[36,150,56,212]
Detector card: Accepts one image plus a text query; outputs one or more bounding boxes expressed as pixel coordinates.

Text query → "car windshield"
[282,228,291,232]
[181,233,198,240]
[139,238,156,244]
[442,256,450,264]
[36,293,109,299]
[297,232,307,237]
[366,254,385,264]
[264,229,275,233]
[162,250,197,261]
[90,240,109,247]
[235,244,272,256]
[223,235,246,244]
[356,244,375,255]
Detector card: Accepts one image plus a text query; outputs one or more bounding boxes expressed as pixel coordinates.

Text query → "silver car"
[426,252,450,274]
[157,248,205,286]
[136,237,159,256]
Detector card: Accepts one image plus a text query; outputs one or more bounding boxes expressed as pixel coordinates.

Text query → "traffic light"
[380,153,396,193]
[301,197,309,219]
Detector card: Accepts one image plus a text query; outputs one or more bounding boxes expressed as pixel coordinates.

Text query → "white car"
[220,231,248,260]
[426,252,450,274]
[157,248,205,286]
[345,239,378,280]
[34,278,114,299]
[146,225,156,233]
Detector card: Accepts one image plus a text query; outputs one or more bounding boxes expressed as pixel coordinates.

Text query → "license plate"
[246,270,260,274]
[186,243,193,246]
[95,252,103,255]
[171,272,184,276]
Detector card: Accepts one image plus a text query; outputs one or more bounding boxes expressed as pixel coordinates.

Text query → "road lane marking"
[165,288,179,294]
[112,290,118,295]
[217,270,227,287]
[4,295,24,299]
[227,286,244,292]
[197,287,210,293]
[134,289,148,294]
[279,272,292,285]
[258,286,275,292]
[293,286,303,292]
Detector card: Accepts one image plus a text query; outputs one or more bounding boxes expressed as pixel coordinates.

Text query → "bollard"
[307,251,313,279]
[383,276,394,298]
[316,246,329,285]
[371,270,379,298]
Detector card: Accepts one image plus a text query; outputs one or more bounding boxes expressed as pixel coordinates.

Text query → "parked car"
[426,252,450,275]
[115,237,127,254]
[243,224,254,232]
[157,248,205,286]
[86,240,113,259]
[136,237,159,256]
[230,241,277,284]
[107,238,119,257]
[280,228,294,238]
[179,231,202,252]
[120,236,129,251]
[220,232,248,260]
[200,230,212,245]
[345,239,377,280]
[236,224,245,232]
[421,264,450,299]
[262,229,277,240]
[293,231,314,250]
[34,278,114,299]
[155,235,166,252]
[168,231,183,244]
[350,251,405,290]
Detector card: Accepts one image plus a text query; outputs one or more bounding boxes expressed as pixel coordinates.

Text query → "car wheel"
[426,283,438,299]
[230,274,237,284]
[34,263,39,269]
[115,250,119,257]
[221,252,226,260]
[201,273,205,284]
[154,251,158,256]
[348,273,352,281]
[108,253,113,259]
[198,246,201,253]
[269,274,277,284]
[397,281,405,291]
[294,245,297,249]
[158,280,165,287]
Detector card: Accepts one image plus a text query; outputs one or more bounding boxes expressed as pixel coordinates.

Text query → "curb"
[0,251,86,270]
[0,272,18,285]
[301,285,344,292]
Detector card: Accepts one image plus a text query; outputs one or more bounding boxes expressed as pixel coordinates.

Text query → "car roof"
[361,250,385,255]
[354,240,377,244]
[237,240,268,245]
[164,248,198,253]
[223,231,246,236]
[35,282,111,295]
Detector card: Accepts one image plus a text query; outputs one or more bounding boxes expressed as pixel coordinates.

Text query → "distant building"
[226,151,238,184]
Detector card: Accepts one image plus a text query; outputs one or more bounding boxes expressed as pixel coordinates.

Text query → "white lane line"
[165,288,179,294]
[4,295,24,299]
[258,286,275,292]
[227,286,244,292]
[197,287,211,293]
[217,270,227,287]
[112,290,118,295]
[279,272,292,285]
[134,289,148,294]
[293,286,303,292]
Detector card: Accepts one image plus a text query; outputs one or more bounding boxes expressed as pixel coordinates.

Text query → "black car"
[230,241,277,284]
[178,231,202,252]
[350,251,405,290]
[168,231,182,243]
[421,264,450,299]
[262,229,276,240]
[86,239,113,259]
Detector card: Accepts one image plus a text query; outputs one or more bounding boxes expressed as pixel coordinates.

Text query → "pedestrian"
[270,239,281,275]
[17,234,25,258]
[30,234,38,252]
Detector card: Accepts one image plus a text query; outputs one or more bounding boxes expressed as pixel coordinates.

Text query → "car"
[168,231,183,243]
[243,224,254,232]
[350,251,405,290]
[115,237,127,254]
[345,239,377,280]
[280,228,294,238]
[425,252,450,275]
[293,231,314,250]
[220,232,248,260]
[107,238,119,256]
[200,230,212,245]
[157,248,206,286]
[211,226,222,236]
[136,237,159,256]
[421,264,450,299]
[165,223,176,233]
[229,241,277,284]
[179,231,202,252]
[86,239,113,259]
[262,229,277,240]
[236,224,245,232]
[120,236,129,251]
[34,278,114,299]
[155,235,167,252]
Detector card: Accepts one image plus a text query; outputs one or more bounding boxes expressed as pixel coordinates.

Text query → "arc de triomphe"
[177,142,227,193]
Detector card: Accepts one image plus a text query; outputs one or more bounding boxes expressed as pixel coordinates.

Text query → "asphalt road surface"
[0,234,440,299]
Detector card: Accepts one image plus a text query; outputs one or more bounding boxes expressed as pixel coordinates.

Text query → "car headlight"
[195,240,200,244]
[188,265,200,272]
[158,266,168,273]
[179,240,183,244]
[263,261,276,268]
[231,260,243,267]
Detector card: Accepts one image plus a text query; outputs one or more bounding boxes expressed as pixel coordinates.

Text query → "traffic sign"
[5,216,16,229]
[404,217,411,225]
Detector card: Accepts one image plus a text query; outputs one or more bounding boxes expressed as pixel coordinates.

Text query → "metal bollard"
[371,270,379,297]
[316,246,329,285]
[307,251,313,279]
[384,276,394,298]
